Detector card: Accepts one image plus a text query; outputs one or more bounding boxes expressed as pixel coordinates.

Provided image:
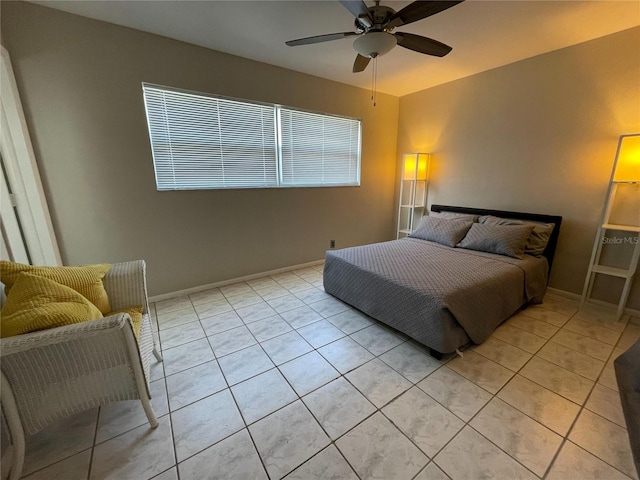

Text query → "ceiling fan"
[286,0,465,73]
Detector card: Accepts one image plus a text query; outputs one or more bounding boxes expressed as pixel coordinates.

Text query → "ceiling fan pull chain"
[371,59,375,103]
[373,57,378,107]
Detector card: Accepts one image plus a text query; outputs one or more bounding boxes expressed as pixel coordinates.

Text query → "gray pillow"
[410,216,473,247]
[457,223,535,259]
[429,211,479,223]
[479,215,554,256]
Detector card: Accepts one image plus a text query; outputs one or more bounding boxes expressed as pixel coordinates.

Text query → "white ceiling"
[32,0,640,96]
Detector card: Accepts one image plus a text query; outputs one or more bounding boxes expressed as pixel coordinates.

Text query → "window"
[142,84,361,191]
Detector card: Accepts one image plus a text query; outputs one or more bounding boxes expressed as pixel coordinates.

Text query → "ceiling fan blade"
[353,54,371,73]
[286,31,358,46]
[340,0,373,23]
[386,1,464,29]
[394,32,452,57]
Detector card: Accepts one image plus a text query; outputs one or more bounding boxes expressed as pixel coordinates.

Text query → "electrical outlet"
[330,240,335,249]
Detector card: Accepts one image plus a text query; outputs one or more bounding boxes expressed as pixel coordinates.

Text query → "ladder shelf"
[580,134,640,319]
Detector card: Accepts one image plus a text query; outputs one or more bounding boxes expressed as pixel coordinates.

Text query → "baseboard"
[546,287,640,317]
[148,259,325,303]
[546,287,581,301]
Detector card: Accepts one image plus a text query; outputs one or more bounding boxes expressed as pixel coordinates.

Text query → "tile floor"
[17,264,640,480]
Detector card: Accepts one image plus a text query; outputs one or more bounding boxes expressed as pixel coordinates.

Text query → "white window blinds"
[143,86,277,190]
[280,108,360,186]
[142,84,361,191]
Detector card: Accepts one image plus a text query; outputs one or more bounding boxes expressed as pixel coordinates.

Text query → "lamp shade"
[403,153,429,180]
[613,134,640,182]
[353,32,397,58]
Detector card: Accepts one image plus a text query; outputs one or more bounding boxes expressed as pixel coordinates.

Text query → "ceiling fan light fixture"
[353,32,397,58]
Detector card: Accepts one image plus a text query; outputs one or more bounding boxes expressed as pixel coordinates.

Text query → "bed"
[323,205,562,357]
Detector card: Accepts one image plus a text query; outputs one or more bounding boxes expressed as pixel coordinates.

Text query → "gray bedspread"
[323,238,549,354]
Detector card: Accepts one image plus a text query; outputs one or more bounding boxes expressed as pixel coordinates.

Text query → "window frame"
[142,83,362,191]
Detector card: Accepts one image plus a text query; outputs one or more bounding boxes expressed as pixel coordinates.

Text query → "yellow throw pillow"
[0,273,103,338]
[108,306,144,340]
[0,261,111,314]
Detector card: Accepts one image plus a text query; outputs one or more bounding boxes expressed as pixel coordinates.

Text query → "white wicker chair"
[0,260,162,480]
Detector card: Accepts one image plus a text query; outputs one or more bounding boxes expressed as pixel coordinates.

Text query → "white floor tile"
[346,358,412,408]
[178,429,267,480]
[280,305,324,329]
[217,344,275,385]
[303,377,375,439]
[469,398,563,477]
[317,336,374,374]
[249,401,330,479]
[497,374,580,436]
[337,412,428,480]
[284,445,358,480]
[417,367,492,422]
[91,419,175,480]
[547,441,632,480]
[22,409,98,477]
[246,315,292,342]
[297,319,345,348]
[260,330,313,365]
[279,351,340,396]
[207,325,257,357]
[22,449,91,480]
[232,369,297,424]
[96,379,169,443]
[165,360,227,411]
[350,324,404,356]
[569,409,637,479]
[171,389,244,462]
[434,426,537,480]
[162,338,215,376]
[379,342,441,383]
[383,387,464,458]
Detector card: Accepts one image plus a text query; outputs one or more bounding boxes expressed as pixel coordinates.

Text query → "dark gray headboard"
[430,204,563,274]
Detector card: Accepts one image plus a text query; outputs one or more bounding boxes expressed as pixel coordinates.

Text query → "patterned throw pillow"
[1,273,103,338]
[478,215,554,256]
[457,223,534,259]
[0,261,111,314]
[429,211,479,223]
[410,216,474,247]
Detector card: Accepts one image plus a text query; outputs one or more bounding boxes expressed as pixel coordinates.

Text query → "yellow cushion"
[108,306,144,340]
[1,261,111,314]
[0,273,103,338]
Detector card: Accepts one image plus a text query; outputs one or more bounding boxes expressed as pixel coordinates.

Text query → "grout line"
[86,407,100,480]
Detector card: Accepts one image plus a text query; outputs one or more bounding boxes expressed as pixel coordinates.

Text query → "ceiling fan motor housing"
[355,4,396,31]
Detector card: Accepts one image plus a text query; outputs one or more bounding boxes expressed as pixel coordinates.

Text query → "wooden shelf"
[591,265,634,279]
[398,229,412,234]
[602,223,640,233]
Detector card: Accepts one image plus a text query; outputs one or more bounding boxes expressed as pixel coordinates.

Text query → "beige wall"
[3,2,639,309]
[397,27,640,309]
[1,2,399,296]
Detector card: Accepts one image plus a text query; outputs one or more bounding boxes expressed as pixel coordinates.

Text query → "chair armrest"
[0,313,148,437]
[102,260,150,314]
[0,314,131,356]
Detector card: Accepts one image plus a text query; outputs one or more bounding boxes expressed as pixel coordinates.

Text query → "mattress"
[323,237,549,354]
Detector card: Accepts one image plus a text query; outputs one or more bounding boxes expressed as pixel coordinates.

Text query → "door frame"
[1,45,61,265]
